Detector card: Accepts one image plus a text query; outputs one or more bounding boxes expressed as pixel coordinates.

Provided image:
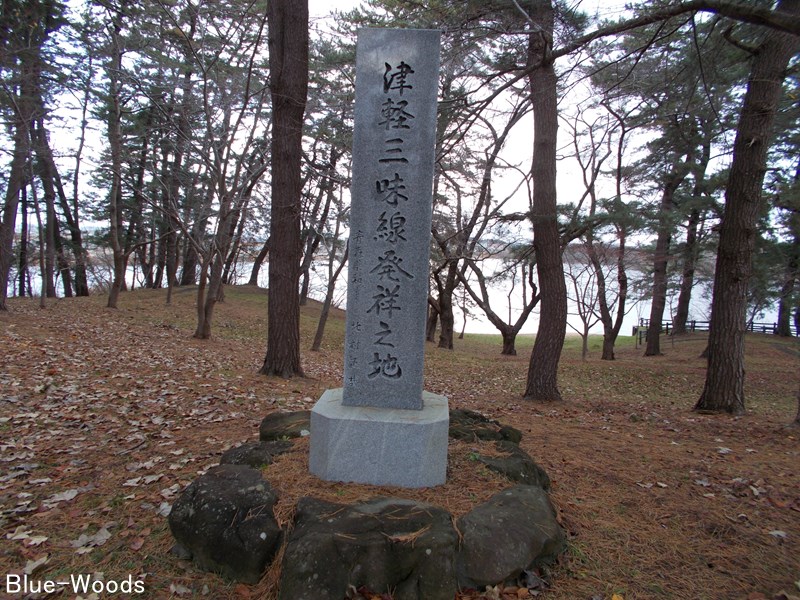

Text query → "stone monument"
[309,28,448,488]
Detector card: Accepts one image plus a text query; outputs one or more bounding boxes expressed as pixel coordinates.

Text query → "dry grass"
[1,285,798,600]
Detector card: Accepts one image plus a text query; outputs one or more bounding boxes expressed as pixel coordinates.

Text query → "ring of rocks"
[167,408,566,600]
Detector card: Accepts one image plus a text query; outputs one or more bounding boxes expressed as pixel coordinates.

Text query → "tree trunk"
[182,183,214,287]
[794,385,800,427]
[0,101,32,311]
[29,169,46,309]
[70,58,92,297]
[776,187,798,336]
[299,166,334,305]
[164,223,178,304]
[180,240,199,286]
[501,329,517,356]
[311,242,348,351]
[166,14,196,299]
[644,158,691,356]
[426,298,439,342]
[153,236,166,289]
[438,295,454,349]
[260,0,308,378]
[53,220,73,297]
[33,117,83,298]
[144,219,156,288]
[194,252,212,338]
[696,0,799,414]
[195,251,225,339]
[248,237,270,286]
[596,109,631,361]
[195,196,249,338]
[601,335,616,361]
[672,208,702,335]
[437,264,458,350]
[775,245,797,337]
[795,305,800,337]
[524,1,567,402]
[674,140,711,335]
[222,205,249,285]
[40,139,58,298]
[18,186,29,297]
[105,11,126,310]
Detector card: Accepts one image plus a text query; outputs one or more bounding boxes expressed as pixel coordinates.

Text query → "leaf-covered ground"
[1,285,798,599]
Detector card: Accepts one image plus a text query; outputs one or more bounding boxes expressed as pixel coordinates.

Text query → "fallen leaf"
[160,484,180,498]
[23,554,49,575]
[129,537,145,551]
[480,585,502,600]
[169,583,192,595]
[7,525,31,540]
[71,527,112,554]
[26,535,48,546]
[768,530,787,539]
[43,488,78,507]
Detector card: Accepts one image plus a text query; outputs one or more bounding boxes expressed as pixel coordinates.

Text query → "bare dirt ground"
[1,285,798,600]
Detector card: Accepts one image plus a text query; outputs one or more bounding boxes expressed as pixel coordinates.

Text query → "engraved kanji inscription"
[380,137,408,164]
[374,321,395,347]
[383,61,414,95]
[379,98,414,130]
[368,352,402,379]
[376,173,408,205]
[370,249,413,282]
[367,284,401,317]
[374,211,407,243]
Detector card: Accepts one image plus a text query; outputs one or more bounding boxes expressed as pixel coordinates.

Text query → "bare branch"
[553,0,800,62]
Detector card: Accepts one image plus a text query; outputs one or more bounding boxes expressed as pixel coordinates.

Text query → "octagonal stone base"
[309,388,449,488]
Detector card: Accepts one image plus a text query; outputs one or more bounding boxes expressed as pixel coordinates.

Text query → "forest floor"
[0,285,798,600]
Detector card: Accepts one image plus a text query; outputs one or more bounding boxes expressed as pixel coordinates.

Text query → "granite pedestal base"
[309,388,449,488]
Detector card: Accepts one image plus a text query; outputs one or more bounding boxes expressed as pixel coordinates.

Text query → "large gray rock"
[456,485,566,589]
[449,408,523,444]
[476,441,551,489]
[220,440,293,468]
[259,411,311,441]
[279,496,458,600]
[168,464,281,584]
